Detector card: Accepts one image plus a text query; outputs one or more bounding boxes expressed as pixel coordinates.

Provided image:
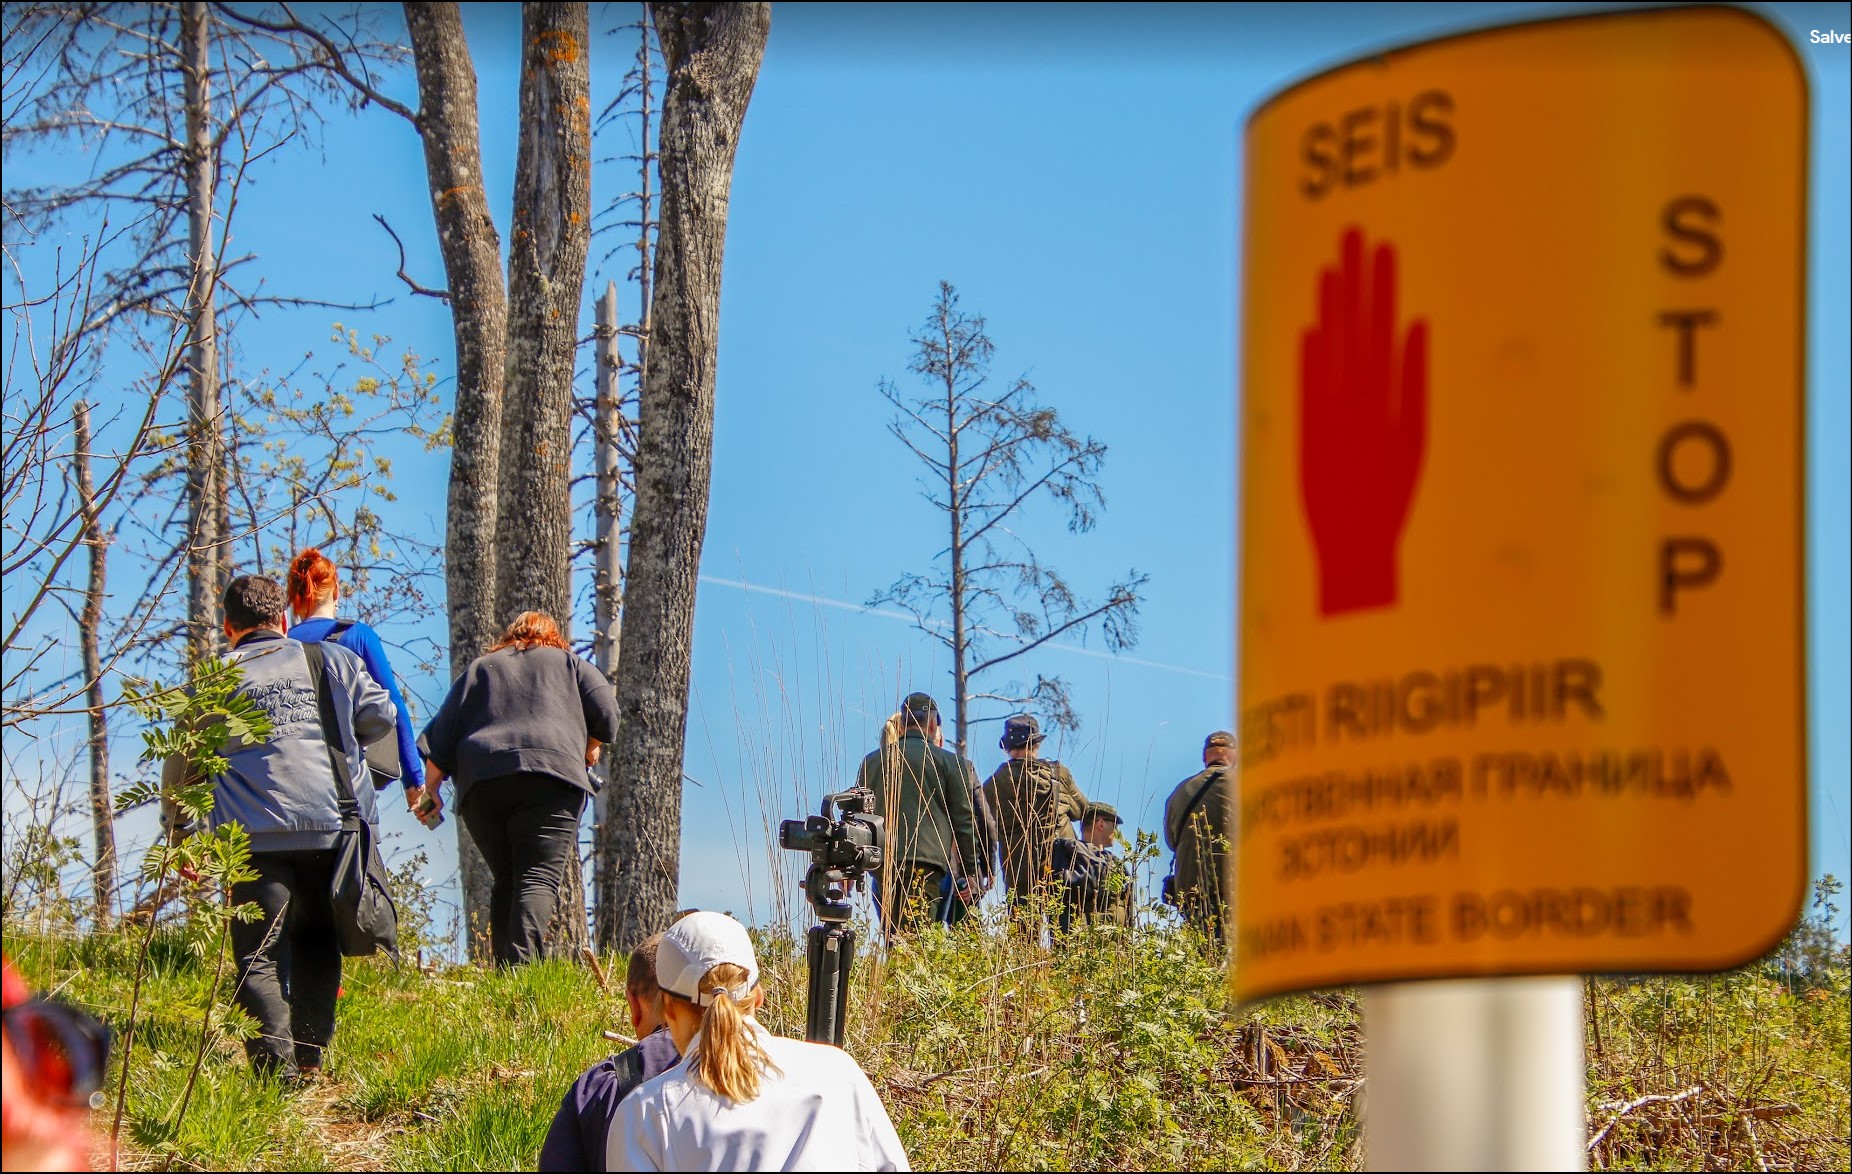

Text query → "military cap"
[1204,730,1236,751]
[901,691,939,723]
[1083,801,1122,825]
[1001,713,1044,749]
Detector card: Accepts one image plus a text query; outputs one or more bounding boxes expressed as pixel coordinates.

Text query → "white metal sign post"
[1364,979,1585,1170]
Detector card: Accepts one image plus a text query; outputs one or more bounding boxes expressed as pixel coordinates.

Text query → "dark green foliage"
[101,655,268,1163]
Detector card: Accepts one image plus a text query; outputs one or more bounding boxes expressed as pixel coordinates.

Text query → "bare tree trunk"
[592,285,623,710]
[595,22,654,933]
[592,282,623,917]
[405,1,509,959]
[181,0,224,666]
[944,356,969,758]
[496,0,589,630]
[632,22,655,387]
[602,1,768,951]
[495,0,593,954]
[75,402,115,928]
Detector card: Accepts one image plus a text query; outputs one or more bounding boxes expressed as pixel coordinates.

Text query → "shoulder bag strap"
[609,1046,648,1102]
[1166,767,1224,854]
[325,619,356,641]
[1179,767,1223,836]
[303,642,359,812]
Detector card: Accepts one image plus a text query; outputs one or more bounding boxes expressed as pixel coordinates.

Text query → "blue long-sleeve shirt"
[289,615,425,790]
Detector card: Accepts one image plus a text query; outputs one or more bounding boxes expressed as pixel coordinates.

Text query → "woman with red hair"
[418,611,619,965]
[286,549,427,813]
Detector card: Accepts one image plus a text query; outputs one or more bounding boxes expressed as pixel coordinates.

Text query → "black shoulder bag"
[1161,767,1223,909]
[304,643,400,961]
[319,621,403,791]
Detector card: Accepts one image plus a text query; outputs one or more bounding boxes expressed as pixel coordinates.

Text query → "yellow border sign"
[1235,6,1808,1002]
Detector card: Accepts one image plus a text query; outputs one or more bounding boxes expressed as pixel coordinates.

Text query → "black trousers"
[460,773,586,965]
[874,861,948,940]
[230,848,341,1077]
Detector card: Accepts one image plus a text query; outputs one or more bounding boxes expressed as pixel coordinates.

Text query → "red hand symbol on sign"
[1299,227,1429,616]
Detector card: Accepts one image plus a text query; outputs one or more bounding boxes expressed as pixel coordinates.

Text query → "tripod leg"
[805,924,832,1044]
[831,926,855,1048]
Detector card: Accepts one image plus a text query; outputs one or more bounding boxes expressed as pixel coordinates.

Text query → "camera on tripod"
[779,788,884,1047]
[779,788,884,922]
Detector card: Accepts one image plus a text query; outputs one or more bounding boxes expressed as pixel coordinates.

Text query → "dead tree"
[591,282,629,721]
[601,0,770,951]
[591,281,626,914]
[5,2,403,670]
[588,13,657,938]
[871,282,1148,757]
[178,0,225,666]
[74,401,117,926]
[0,228,192,735]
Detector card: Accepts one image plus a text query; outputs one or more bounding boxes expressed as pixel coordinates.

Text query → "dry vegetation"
[4,856,1846,1171]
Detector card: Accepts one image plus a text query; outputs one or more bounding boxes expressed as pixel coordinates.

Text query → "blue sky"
[6,2,1847,944]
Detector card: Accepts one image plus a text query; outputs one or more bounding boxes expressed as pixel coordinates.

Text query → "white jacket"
[608,1021,910,1172]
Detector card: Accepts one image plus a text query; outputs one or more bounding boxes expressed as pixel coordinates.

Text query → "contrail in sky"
[697,575,1232,683]
[699,575,920,625]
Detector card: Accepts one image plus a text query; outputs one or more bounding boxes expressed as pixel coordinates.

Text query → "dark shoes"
[251,1055,324,1092]
[280,1065,323,1093]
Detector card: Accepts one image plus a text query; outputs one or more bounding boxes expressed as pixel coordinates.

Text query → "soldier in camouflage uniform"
[1055,801,1133,930]
[979,714,1088,912]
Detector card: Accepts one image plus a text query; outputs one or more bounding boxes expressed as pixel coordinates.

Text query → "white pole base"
[1363,976,1586,1172]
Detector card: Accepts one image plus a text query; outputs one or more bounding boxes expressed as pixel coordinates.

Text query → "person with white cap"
[607,911,910,1172]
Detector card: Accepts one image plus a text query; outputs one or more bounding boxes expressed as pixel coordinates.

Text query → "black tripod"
[804,913,856,1046]
[779,787,881,1048]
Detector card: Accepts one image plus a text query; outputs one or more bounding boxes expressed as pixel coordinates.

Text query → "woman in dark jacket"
[419,611,619,965]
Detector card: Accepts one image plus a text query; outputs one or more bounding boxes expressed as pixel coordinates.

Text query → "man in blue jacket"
[163,575,393,1083]
[538,933,680,1171]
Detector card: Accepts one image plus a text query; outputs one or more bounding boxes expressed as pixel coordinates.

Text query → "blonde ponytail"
[689,962,779,1103]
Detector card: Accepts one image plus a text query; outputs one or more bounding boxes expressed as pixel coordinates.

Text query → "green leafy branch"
[110,656,269,1165]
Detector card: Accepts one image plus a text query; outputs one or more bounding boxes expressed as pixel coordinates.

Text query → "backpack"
[1011,758,1065,829]
[1052,837,1110,889]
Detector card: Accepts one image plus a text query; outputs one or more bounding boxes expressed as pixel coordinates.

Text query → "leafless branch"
[371,213,450,302]
[212,2,419,126]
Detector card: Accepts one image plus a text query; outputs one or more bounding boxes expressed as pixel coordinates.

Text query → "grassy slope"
[5,915,1847,1172]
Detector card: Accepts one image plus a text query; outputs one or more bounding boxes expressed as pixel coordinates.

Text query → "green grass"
[5,910,1846,1171]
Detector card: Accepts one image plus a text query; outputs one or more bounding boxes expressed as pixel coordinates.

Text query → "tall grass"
[7,893,1845,1171]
